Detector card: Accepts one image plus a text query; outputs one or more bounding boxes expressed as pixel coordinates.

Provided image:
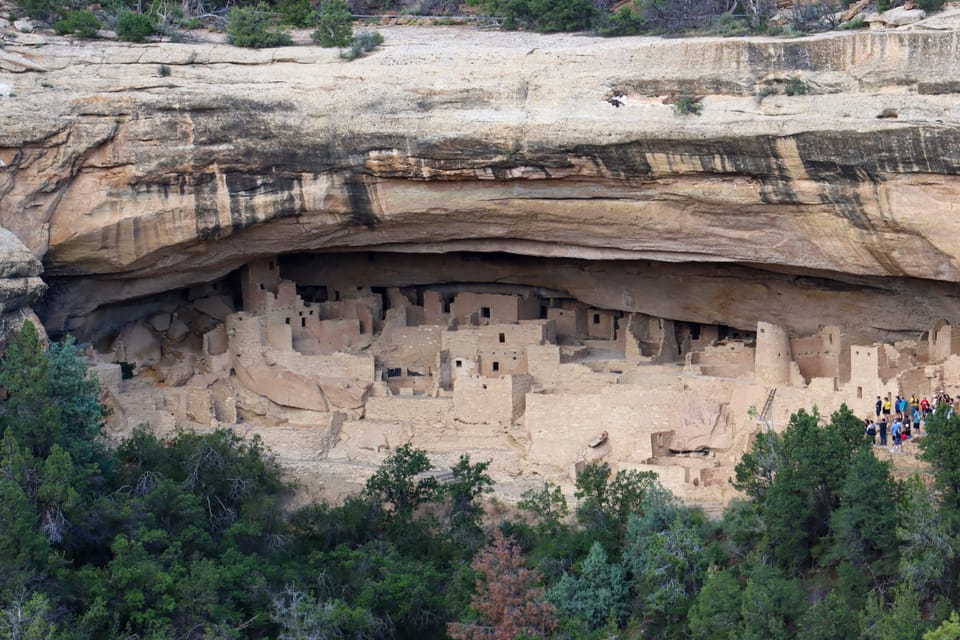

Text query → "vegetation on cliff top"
[12,0,945,45]
[4,319,960,638]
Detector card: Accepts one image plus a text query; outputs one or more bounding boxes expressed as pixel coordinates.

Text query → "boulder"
[111,322,161,370]
[149,313,172,332]
[192,295,235,322]
[165,361,194,387]
[167,318,190,342]
[235,360,328,412]
[868,6,926,26]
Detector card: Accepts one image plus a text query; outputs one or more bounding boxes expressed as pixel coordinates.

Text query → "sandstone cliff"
[2,25,960,338]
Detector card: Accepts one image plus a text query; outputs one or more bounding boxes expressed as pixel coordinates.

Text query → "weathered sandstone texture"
[0,228,47,349]
[1,26,960,339]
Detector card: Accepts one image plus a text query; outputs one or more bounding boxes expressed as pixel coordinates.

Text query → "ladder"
[759,388,777,423]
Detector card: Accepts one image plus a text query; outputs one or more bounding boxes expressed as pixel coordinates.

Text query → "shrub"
[227,4,293,48]
[53,10,100,38]
[468,0,535,29]
[757,84,776,99]
[917,0,944,11]
[714,12,750,36]
[596,5,645,36]
[527,0,596,32]
[312,0,352,47]
[467,0,595,31]
[784,76,808,96]
[339,29,382,60]
[15,0,63,22]
[840,15,866,29]
[672,93,702,116]
[116,11,155,42]
[339,40,363,60]
[353,29,382,49]
[278,0,315,27]
[640,0,732,33]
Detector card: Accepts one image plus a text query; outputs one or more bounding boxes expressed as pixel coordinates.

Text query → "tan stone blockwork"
[477,321,553,349]
[548,306,586,341]
[379,325,443,369]
[442,328,480,359]
[621,462,688,496]
[587,308,617,340]
[241,259,281,314]
[687,342,755,378]
[791,325,841,383]
[363,395,454,425]
[930,320,960,365]
[452,292,540,326]
[624,313,678,364]
[525,385,675,475]
[454,374,531,426]
[755,321,792,384]
[479,348,527,377]
[526,344,561,380]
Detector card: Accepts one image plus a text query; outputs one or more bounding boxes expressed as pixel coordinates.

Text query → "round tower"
[755,321,792,385]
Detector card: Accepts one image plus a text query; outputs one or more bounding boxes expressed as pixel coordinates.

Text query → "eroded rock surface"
[0,27,959,339]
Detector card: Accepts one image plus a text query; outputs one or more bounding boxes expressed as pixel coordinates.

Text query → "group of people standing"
[864,393,939,453]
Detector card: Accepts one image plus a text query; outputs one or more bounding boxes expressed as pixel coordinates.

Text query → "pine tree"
[0,321,63,460]
[449,529,556,640]
[547,540,630,629]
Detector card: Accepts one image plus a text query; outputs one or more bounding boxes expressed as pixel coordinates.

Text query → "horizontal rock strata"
[1,27,959,335]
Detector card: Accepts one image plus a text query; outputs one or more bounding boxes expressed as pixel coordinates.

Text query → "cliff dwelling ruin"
[5,25,960,508]
[76,250,960,508]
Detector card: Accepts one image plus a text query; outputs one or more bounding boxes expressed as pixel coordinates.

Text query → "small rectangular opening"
[857,386,863,398]
[443,302,451,313]
[285,317,290,325]
[492,361,500,372]
[455,360,462,368]
[301,318,306,328]
[499,332,505,343]
[593,313,600,324]
[480,307,491,319]
[386,368,402,378]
